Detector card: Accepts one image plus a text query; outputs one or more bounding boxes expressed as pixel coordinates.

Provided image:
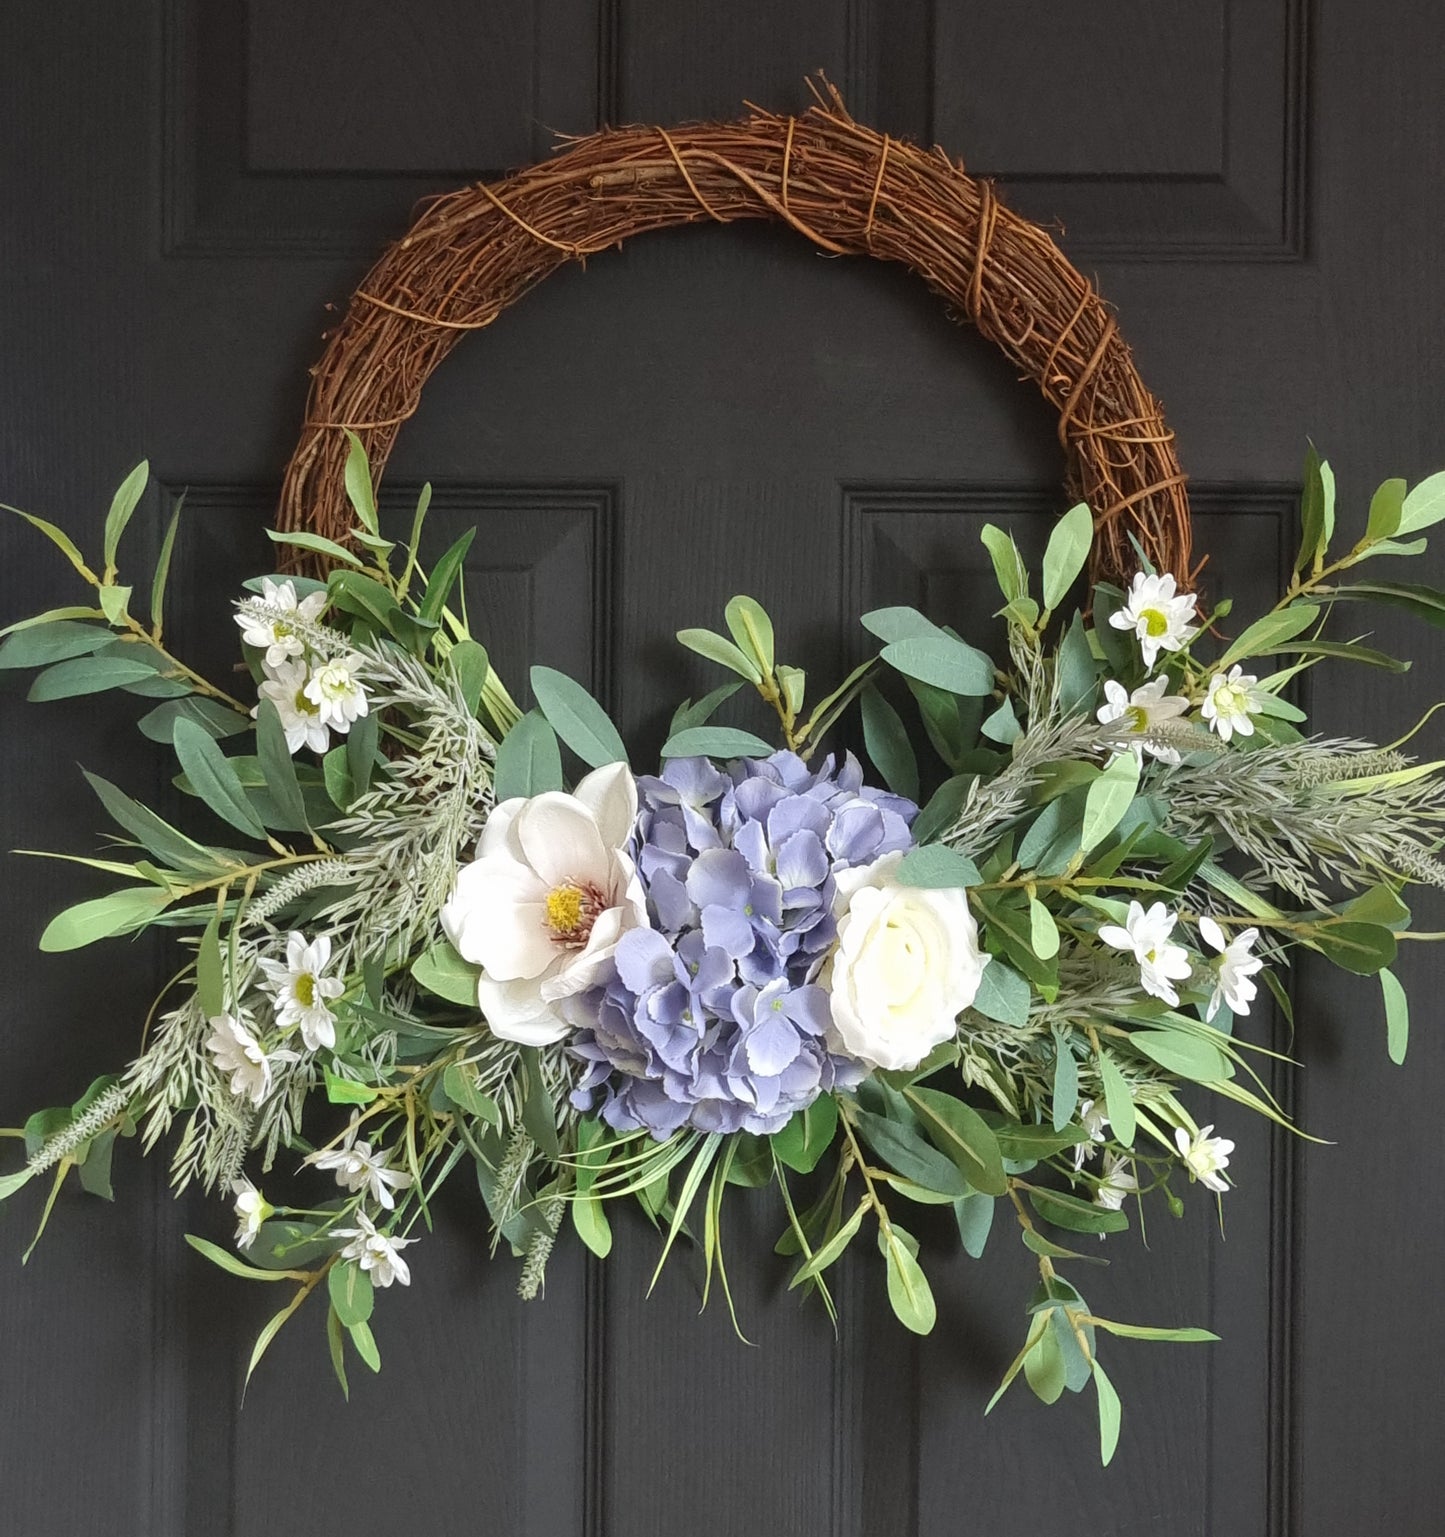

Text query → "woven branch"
[279,83,1195,584]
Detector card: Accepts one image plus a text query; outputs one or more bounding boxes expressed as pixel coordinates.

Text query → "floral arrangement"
[2,440,1443,1463]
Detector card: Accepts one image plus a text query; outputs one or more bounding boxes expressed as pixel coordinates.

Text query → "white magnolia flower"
[1094,1151,1139,1212]
[258,932,345,1051]
[1096,676,1191,764]
[1198,916,1264,1020]
[255,658,330,755]
[1109,571,1200,670]
[441,762,647,1046]
[335,1211,415,1288]
[1099,899,1193,1007]
[1201,664,1266,742]
[303,654,369,732]
[234,578,327,669]
[205,1012,293,1105]
[1175,1123,1235,1194]
[307,1121,414,1211]
[231,1177,272,1250]
[1072,1098,1110,1171]
[824,850,989,1072]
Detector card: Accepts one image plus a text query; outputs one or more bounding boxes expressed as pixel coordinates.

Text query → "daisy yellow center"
[295,972,316,1007]
[1140,607,1170,638]
[274,620,293,638]
[1217,683,1248,713]
[294,686,316,714]
[1125,705,1149,731]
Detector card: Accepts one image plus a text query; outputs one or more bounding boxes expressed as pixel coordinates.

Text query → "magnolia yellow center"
[295,972,316,1007]
[545,884,585,934]
[1140,607,1170,638]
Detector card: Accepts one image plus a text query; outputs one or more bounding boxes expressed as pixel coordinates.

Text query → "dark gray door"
[2,4,1440,1534]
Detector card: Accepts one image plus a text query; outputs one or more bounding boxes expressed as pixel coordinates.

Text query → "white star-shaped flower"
[1201,665,1266,742]
[255,658,330,755]
[335,1211,415,1288]
[307,1121,414,1210]
[1072,1097,1110,1171]
[1198,916,1265,1020]
[231,1177,272,1250]
[205,1012,295,1105]
[1175,1124,1235,1193]
[234,578,327,669]
[1099,900,1193,1007]
[303,654,369,732]
[258,932,345,1051]
[1096,676,1191,763]
[1094,1151,1139,1212]
[1110,572,1200,670]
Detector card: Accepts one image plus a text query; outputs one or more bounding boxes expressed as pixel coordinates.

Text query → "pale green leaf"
[1042,502,1093,612]
[1081,750,1140,851]
[676,627,762,684]
[103,460,149,572]
[1379,967,1409,1064]
[530,666,626,768]
[39,887,170,952]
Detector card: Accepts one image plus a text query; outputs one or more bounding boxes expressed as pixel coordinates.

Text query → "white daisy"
[335,1211,415,1288]
[1198,916,1265,1020]
[205,1012,293,1105]
[1096,676,1191,764]
[231,1177,272,1250]
[1094,1152,1139,1211]
[307,1121,414,1211]
[1072,1098,1110,1171]
[303,655,369,732]
[1175,1124,1235,1194]
[234,578,327,669]
[1109,571,1200,670]
[1201,665,1266,742]
[258,932,345,1051]
[255,658,330,755]
[1098,900,1193,1007]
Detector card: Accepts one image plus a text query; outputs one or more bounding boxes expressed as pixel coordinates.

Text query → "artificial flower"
[255,657,330,754]
[335,1211,415,1287]
[1109,571,1199,670]
[1099,900,1192,1006]
[234,578,327,669]
[1072,1097,1110,1170]
[1096,676,1191,763]
[231,1177,272,1250]
[1198,915,1264,1019]
[1094,1152,1139,1211]
[258,931,345,1050]
[1201,664,1266,742]
[307,1120,414,1210]
[1174,1124,1235,1193]
[825,850,987,1072]
[442,762,648,1047]
[303,654,369,732]
[205,1012,289,1106]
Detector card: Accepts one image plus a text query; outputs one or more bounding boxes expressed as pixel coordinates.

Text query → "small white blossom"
[303,654,369,732]
[1201,664,1266,742]
[255,657,330,755]
[307,1121,414,1210]
[1096,676,1191,764]
[1175,1124,1234,1193]
[231,1177,272,1250]
[1099,900,1193,1007]
[1198,916,1264,1020]
[1072,1098,1110,1171]
[258,932,345,1051]
[1094,1152,1139,1211]
[234,578,327,669]
[205,1013,294,1105]
[1109,571,1200,670]
[335,1211,415,1288]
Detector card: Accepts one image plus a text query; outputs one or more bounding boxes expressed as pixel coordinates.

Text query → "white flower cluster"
[236,578,369,756]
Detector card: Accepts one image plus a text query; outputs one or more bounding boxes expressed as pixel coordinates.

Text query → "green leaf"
[27,654,160,700]
[417,527,476,626]
[493,710,564,800]
[184,1233,302,1282]
[954,1191,994,1258]
[322,746,356,811]
[971,958,1030,1027]
[255,700,308,830]
[323,1068,378,1106]
[1090,1318,1218,1343]
[342,431,379,535]
[348,1319,382,1373]
[326,1305,351,1400]
[520,1048,562,1161]
[196,911,225,1018]
[0,619,113,670]
[102,460,149,572]
[1269,639,1410,670]
[904,1087,1006,1195]
[879,1225,936,1334]
[1341,883,1411,929]
[412,940,481,1008]
[1081,750,1140,852]
[572,1192,613,1258]
[328,1260,375,1327]
[265,527,366,569]
[1379,967,1409,1064]
[138,696,249,744]
[1054,611,1098,716]
[981,695,1021,745]
[895,844,982,889]
[660,726,776,760]
[1029,897,1059,960]
[1217,603,1320,669]
[1093,1361,1122,1466]
[723,596,775,675]
[1397,469,1445,535]
[1365,478,1407,544]
[82,771,219,873]
[789,1199,867,1287]
[530,666,627,768]
[1027,1185,1128,1235]
[150,493,185,632]
[851,1107,970,1197]
[1097,1049,1136,1148]
[39,886,170,951]
[346,706,381,800]
[776,663,805,716]
[979,524,1029,604]
[1,502,97,580]
[860,684,920,801]
[1128,1029,1232,1083]
[327,569,399,633]
[772,1095,838,1174]
[668,682,743,737]
[1295,445,1332,574]
[449,640,490,715]
[1050,1029,1079,1133]
[1315,579,1445,627]
[173,718,268,839]
[1311,921,1397,976]
[1042,502,1093,612]
[441,1061,499,1123]
[676,627,762,684]
[881,636,995,697]
[1023,1311,1068,1404]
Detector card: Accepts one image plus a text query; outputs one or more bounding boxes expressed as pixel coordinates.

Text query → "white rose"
[824,851,988,1072]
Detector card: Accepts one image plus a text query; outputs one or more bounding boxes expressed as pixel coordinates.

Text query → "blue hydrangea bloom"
[567,752,917,1137]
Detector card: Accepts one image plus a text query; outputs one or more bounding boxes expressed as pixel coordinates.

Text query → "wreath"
[3,93,1443,1463]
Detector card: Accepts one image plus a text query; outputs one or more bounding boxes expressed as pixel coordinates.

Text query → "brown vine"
[280,83,1196,585]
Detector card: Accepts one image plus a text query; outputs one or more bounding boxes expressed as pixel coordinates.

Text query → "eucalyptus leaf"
[1217,603,1320,669]
[1081,750,1140,852]
[979,524,1029,604]
[412,940,482,1008]
[255,700,308,830]
[881,635,995,697]
[971,958,1030,1027]
[676,627,762,683]
[1097,1049,1136,1148]
[493,710,564,800]
[173,718,268,839]
[28,655,159,700]
[860,684,920,801]
[904,1087,1006,1195]
[0,619,112,670]
[102,460,149,572]
[530,666,627,767]
[1128,1029,1231,1083]
[661,726,776,760]
[39,886,170,952]
[896,844,981,889]
[879,1225,936,1335]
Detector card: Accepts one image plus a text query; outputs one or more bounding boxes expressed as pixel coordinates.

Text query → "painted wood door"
[1,3,1440,1533]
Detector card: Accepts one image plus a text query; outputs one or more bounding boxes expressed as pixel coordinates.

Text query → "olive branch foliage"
[2,440,1445,1462]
